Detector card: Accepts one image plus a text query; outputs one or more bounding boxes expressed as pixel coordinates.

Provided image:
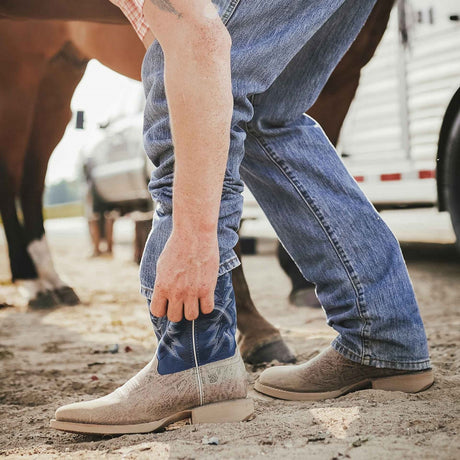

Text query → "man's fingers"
[184,297,199,321]
[200,294,214,315]
[167,298,184,322]
[151,289,167,317]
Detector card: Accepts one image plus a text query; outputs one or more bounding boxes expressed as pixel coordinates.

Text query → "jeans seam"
[245,127,371,362]
[221,0,242,25]
[218,255,241,276]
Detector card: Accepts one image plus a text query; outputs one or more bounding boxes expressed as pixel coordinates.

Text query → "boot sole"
[254,369,434,401]
[50,398,254,435]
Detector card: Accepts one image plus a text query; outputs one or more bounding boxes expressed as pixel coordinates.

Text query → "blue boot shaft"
[149,272,237,375]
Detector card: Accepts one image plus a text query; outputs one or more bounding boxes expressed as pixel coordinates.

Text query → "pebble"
[202,436,219,445]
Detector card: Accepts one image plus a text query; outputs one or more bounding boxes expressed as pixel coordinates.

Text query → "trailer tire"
[444,110,460,252]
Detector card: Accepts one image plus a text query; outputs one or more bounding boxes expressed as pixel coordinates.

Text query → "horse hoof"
[28,290,60,309]
[54,286,81,306]
[243,338,296,365]
[289,288,321,308]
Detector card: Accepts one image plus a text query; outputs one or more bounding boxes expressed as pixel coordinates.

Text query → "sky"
[45,60,144,185]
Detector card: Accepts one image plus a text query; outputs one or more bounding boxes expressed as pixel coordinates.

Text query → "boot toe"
[55,400,97,423]
[55,396,117,424]
[258,365,295,389]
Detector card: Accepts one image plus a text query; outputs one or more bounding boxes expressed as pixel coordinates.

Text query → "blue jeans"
[140,0,431,371]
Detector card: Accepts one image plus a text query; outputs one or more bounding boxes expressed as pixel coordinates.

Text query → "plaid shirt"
[110,0,149,40]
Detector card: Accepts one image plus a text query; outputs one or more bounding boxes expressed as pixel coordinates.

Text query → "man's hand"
[151,231,219,322]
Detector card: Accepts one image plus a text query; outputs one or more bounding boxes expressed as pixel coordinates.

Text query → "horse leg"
[0,168,57,307]
[277,244,320,308]
[0,53,58,306]
[276,0,395,307]
[0,163,37,283]
[20,43,88,306]
[233,241,296,364]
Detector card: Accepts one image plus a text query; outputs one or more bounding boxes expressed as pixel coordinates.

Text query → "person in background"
[83,160,117,258]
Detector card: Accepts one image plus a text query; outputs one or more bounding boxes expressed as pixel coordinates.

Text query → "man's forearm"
[167,29,232,236]
[145,0,233,237]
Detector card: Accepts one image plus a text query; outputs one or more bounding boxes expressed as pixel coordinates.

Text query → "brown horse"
[0,0,394,364]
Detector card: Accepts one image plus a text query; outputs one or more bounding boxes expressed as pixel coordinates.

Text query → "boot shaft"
[150,271,237,375]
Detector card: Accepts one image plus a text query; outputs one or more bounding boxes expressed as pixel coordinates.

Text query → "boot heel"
[191,398,254,424]
[372,370,434,393]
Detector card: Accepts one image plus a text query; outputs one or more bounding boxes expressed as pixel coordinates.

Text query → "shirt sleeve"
[108,0,150,41]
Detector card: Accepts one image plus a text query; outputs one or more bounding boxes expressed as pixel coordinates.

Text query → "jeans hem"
[218,255,241,276]
[331,337,432,371]
[140,255,241,301]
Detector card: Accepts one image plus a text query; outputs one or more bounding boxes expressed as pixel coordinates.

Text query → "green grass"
[43,201,85,220]
[0,201,84,225]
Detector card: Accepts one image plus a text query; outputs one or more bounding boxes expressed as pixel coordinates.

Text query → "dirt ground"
[0,223,459,459]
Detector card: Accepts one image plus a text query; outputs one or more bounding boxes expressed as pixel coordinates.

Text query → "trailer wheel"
[444,110,460,252]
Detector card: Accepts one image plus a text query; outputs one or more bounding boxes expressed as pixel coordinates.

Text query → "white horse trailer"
[339,0,460,248]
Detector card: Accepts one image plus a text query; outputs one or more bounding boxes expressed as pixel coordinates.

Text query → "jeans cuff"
[331,337,432,371]
[140,254,241,301]
[218,255,241,276]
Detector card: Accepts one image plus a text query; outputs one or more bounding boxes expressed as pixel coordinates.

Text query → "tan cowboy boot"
[51,272,254,434]
[51,350,253,435]
[255,347,434,401]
